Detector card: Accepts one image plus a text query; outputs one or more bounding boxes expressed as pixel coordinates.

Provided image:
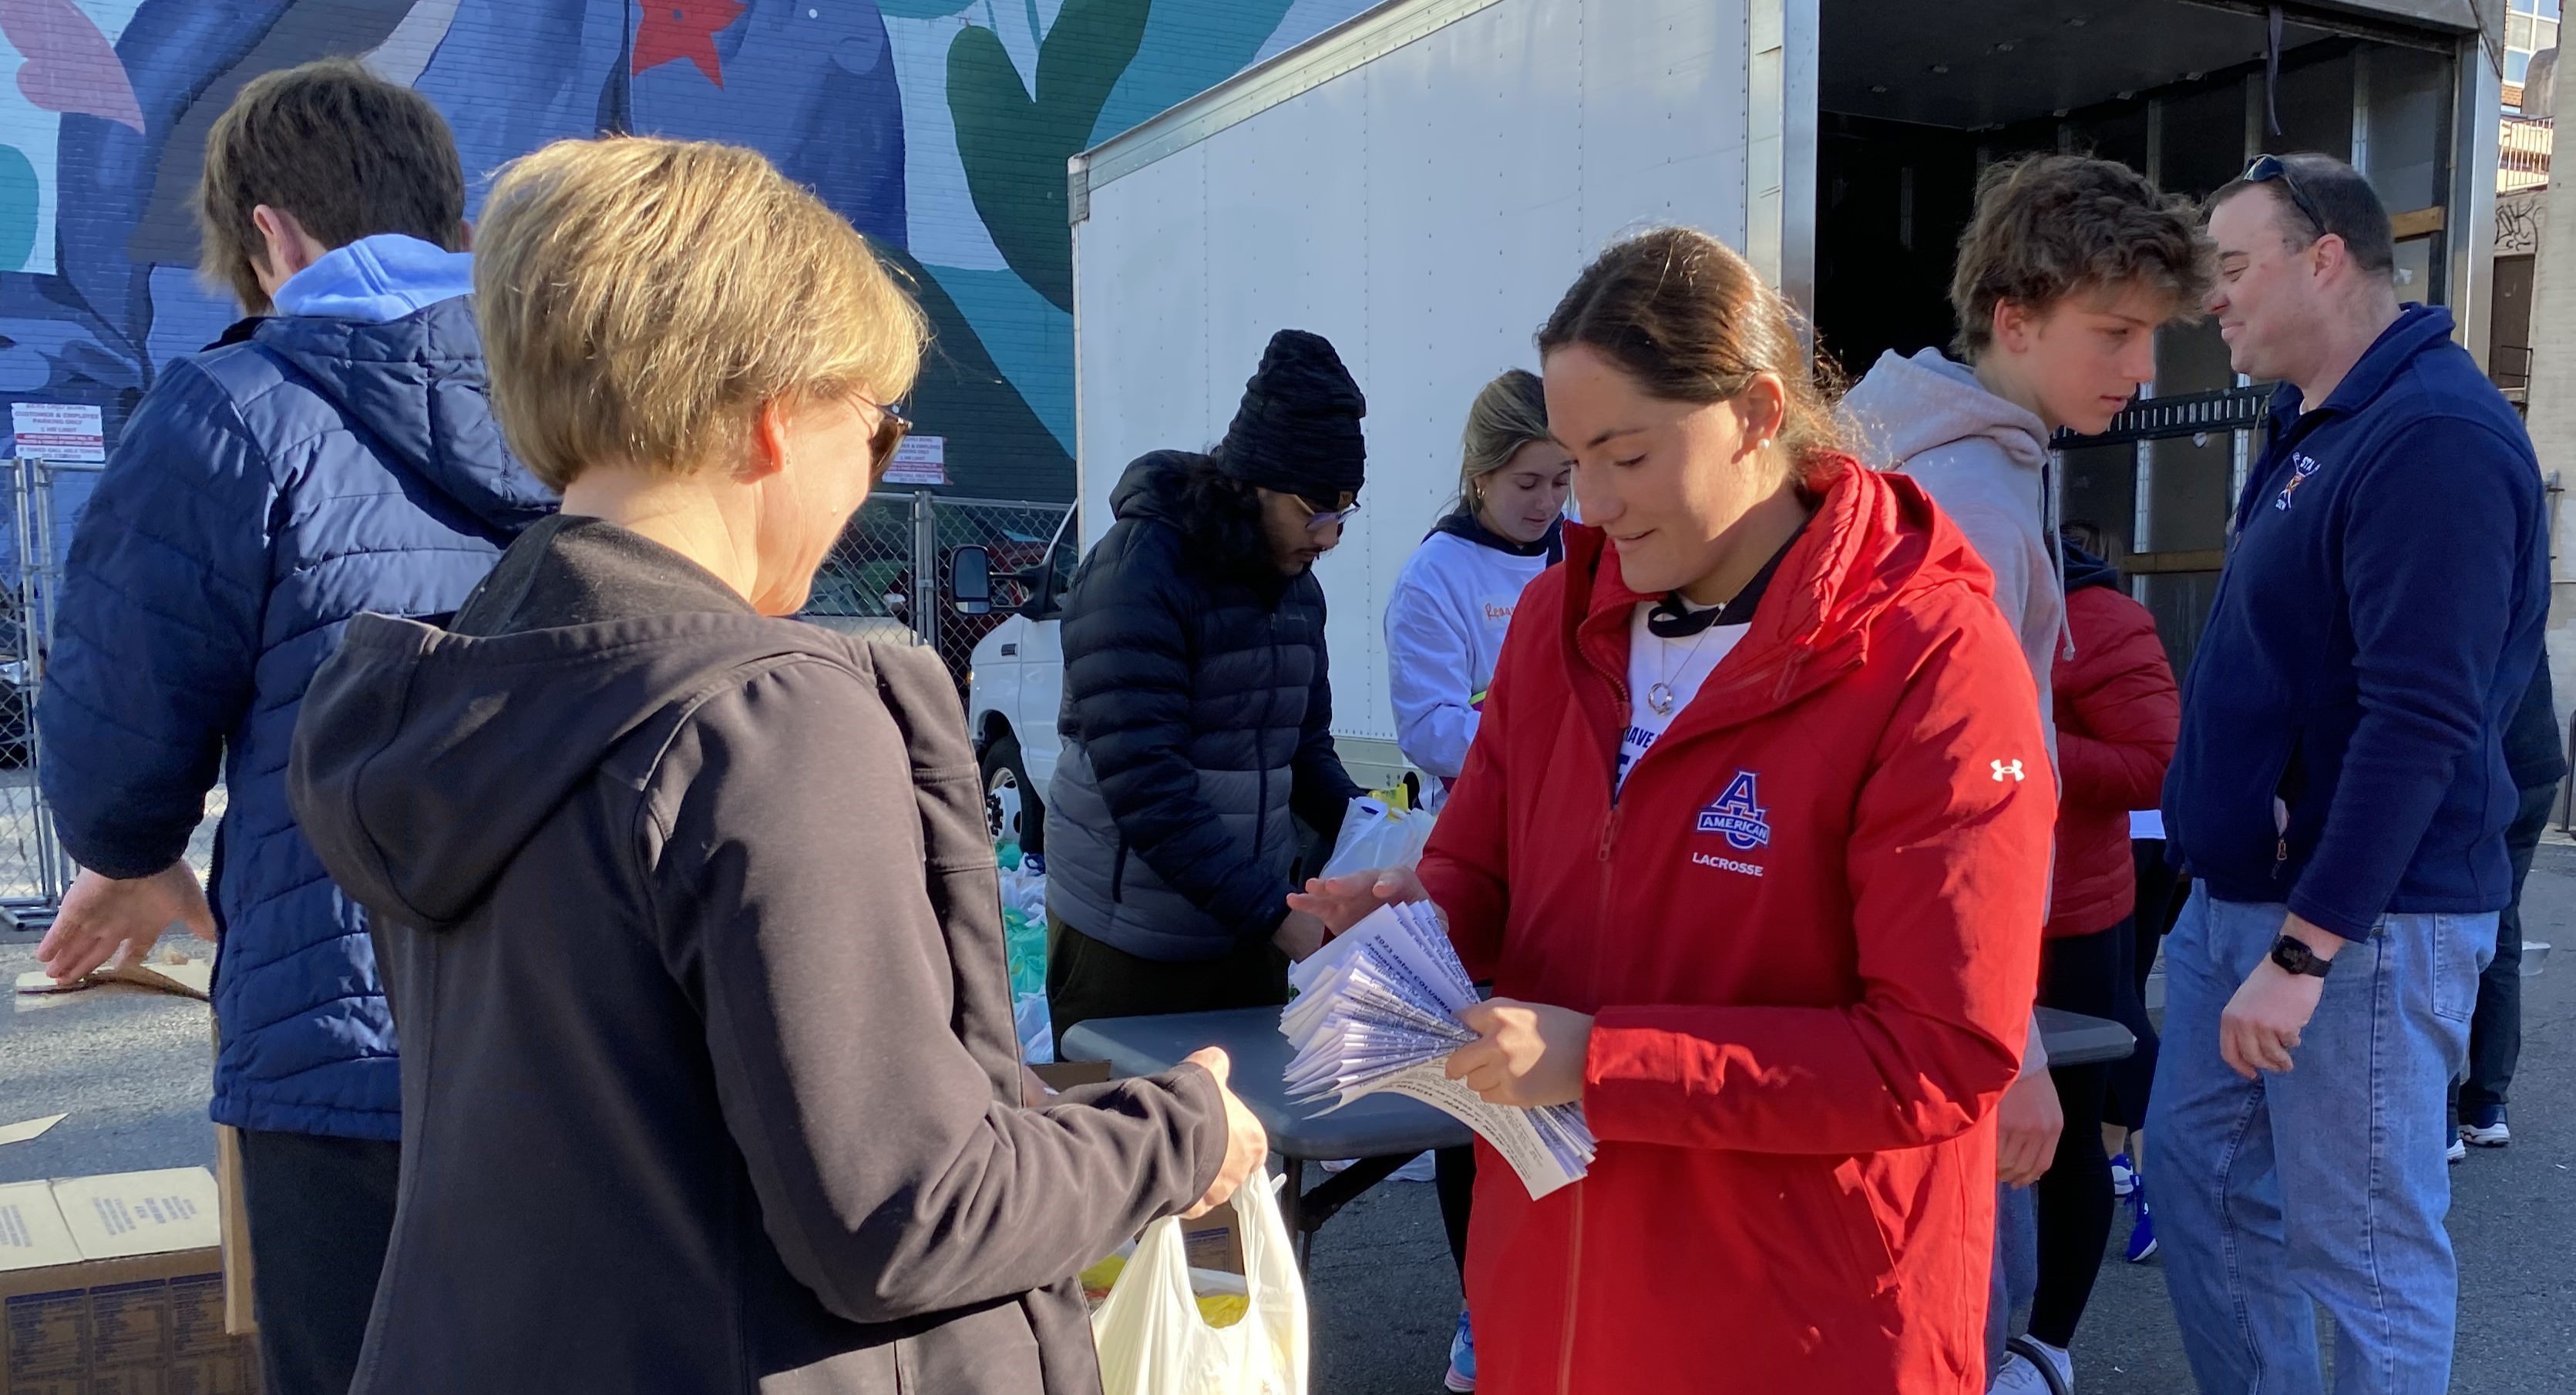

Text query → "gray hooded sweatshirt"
[1843,347,2063,758]
[288,516,1226,1395]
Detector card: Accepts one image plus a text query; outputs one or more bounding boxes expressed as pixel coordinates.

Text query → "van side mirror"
[947,545,993,615]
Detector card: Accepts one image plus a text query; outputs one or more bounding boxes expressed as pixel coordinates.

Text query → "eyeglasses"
[1287,491,1360,533]
[865,399,913,481]
[2241,154,2331,246]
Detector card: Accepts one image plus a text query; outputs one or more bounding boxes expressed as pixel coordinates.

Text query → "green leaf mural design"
[0,146,37,274]
[949,0,1149,313]
[883,245,1076,498]
[1085,0,1300,146]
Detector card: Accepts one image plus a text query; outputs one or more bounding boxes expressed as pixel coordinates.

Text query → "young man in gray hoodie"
[1843,153,2208,1395]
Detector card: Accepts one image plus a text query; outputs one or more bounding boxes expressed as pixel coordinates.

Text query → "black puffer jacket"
[1047,452,1361,962]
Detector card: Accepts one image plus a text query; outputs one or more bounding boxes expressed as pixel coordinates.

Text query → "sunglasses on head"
[864,399,913,482]
[1287,491,1360,533]
[2241,154,2331,246]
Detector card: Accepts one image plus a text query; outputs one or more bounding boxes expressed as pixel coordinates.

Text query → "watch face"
[2273,936,2322,976]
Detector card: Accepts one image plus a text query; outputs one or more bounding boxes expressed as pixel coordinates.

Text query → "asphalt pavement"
[6,839,2573,1393]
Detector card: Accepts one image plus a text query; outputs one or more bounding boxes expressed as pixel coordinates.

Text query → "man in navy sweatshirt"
[2154,153,2546,1395]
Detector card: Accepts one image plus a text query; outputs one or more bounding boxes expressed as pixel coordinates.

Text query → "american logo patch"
[1696,770,1771,851]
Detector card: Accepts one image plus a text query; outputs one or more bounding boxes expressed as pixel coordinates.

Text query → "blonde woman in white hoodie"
[1843,152,2207,1395]
[1384,368,1570,802]
[1379,366,1567,1393]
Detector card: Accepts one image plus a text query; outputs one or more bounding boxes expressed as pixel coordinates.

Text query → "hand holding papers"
[1280,903,1596,1198]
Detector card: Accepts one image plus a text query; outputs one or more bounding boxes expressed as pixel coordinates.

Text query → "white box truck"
[961,0,2507,852]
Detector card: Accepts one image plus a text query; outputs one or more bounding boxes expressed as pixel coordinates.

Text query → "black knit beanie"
[1215,329,1367,499]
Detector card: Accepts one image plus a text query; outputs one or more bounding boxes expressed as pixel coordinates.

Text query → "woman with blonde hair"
[288,136,1264,1395]
[1384,368,1572,805]
[1377,368,1570,1390]
[1297,227,2055,1392]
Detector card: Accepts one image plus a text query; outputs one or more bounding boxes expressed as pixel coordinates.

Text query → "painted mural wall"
[0,0,1379,508]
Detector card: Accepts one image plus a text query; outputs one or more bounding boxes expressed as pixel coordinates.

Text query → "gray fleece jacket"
[288,516,1226,1395]
[1845,347,2063,760]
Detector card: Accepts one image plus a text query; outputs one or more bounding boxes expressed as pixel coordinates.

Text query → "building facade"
[0,0,1383,505]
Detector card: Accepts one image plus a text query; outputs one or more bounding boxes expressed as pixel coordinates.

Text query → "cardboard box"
[1027,1060,1111,1092]
[0,1167,262,1393]
[1179,1208,1245,1276]
[215,1126,257,1336]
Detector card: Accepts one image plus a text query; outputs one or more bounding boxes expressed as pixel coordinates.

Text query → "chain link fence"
[1,457,97,924]
[0,482,1069,925]
[801,490,1073,699]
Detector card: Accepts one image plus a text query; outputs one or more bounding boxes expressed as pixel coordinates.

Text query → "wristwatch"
[2269,934,2333,978]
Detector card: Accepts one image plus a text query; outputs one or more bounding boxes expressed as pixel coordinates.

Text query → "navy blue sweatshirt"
[2163,305,2547,940]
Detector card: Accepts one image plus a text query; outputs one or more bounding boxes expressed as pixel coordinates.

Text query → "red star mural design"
[632,0,747,87]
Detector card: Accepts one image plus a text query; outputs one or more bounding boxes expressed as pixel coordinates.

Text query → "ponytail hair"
[1456,368,1553,512]
[1536,227,1845,482]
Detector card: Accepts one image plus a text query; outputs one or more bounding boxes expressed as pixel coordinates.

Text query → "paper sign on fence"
[11,402,105,462]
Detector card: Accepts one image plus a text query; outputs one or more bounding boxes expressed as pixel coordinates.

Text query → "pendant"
[1647,681,1676,716]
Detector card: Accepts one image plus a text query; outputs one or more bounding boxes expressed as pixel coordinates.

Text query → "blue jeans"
[1987,1182,2036,1370]
[2148,886,2494,1394]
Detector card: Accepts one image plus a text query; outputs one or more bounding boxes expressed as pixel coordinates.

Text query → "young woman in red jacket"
[1295,228,2056,1393]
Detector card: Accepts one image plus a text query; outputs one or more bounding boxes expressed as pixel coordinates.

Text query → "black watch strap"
[2270,934,2332,978]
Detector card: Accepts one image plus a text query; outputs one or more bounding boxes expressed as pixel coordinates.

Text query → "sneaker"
[2109,1152,2136,1199]
[2460,1104,2510,1148]
[1993,1336,2074,1394]
[2124,1190,2158,1263]
[1444,1309,1475,1392]
[2447,1137,2468,1164]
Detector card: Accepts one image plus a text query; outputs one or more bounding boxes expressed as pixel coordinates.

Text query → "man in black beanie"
[1044,329,1370,1042]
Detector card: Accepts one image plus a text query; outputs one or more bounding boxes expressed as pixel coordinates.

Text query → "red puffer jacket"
[1419,458,2054,1394]
[2046,566,2180,938]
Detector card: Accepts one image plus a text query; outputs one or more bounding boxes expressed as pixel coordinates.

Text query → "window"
[2509,48,2533,84]
[2541,0,2561,22]
[2538,17,2561,48]
[2508,11,2533,49]
[2512,0,2533,14]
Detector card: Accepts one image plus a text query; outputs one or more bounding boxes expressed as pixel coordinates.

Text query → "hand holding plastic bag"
[1317,796,1434,884]
[1091,1175,1307,1395]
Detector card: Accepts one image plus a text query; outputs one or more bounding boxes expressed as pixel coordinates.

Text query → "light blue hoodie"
[1843,346,2062,761]
[272,232,474,324]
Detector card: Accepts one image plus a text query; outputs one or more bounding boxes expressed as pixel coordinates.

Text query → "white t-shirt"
[1615,599,1751,792]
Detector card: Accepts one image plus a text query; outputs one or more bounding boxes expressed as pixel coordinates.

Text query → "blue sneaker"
[2110,1151,2136,1198]
[1444,1309,1475,1391]
[2124,1178,2158,1263]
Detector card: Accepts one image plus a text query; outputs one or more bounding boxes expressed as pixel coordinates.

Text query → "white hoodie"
[1383,519,1556,787]
[1842,347,2061,759]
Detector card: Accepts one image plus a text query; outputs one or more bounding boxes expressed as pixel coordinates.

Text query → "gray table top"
[1058,1004,2134,1161]
[1061,1008,1474,1159]
[2036,1006,2137,1067]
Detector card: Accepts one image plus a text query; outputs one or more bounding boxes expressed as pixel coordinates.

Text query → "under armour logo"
[1992,759,2025,782]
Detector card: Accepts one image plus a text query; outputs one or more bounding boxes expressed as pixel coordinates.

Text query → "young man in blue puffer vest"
[35,59,552,1395]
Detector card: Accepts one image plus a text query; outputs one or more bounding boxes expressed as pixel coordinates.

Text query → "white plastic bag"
[1014,991,1054,1064]
[1317,796,1434,884]
[1091,1175,1307,1395]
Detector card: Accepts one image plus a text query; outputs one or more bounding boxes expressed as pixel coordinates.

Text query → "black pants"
[2127,840,2184,1003]
[237,1129,401,1395]
[1045,912,1290,1051]
[2109,844,2188,1131]
[1434,1145,1475,1282]
[2455,782,2558,1120]
[2029,919,2157,1350]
